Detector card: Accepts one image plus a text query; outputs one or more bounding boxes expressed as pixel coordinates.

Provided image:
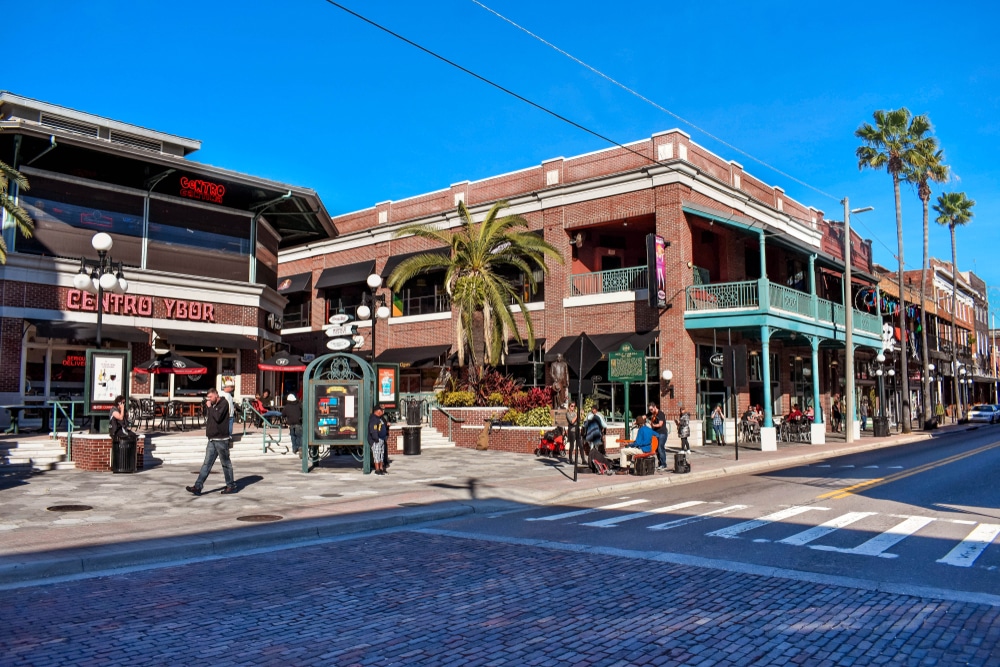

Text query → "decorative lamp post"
[873,352,890,437]
[73,232,128,346]
[356,273,391,362]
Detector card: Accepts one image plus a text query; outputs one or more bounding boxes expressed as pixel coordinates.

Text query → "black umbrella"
[258,350,307,372]
[134,351,207,376]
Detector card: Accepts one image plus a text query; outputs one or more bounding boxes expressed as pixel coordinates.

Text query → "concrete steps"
[0,438,74,472]
[143,432,291,466]
[388,424,455,451]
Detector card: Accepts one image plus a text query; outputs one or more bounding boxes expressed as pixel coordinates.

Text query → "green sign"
[609,342,646,382]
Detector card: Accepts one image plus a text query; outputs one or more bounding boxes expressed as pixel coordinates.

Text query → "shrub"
[485,392,505,407]
[470,367,523,406]
[501,406,553,427]
[438,391,475,407]
[509,387,555,411]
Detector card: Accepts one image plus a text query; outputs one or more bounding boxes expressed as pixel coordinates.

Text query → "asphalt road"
[5,429,1000,666]
[434,424,1000,598]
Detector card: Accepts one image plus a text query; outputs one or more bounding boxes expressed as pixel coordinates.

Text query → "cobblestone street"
[3,530,998,666]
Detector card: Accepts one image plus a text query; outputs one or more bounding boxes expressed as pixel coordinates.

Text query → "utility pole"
[842,199,874,443]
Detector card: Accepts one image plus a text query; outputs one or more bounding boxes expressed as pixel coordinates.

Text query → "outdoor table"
[0,402,81,434]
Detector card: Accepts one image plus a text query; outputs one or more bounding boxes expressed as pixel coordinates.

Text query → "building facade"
[279,129,881,448]
[0,92,335,408]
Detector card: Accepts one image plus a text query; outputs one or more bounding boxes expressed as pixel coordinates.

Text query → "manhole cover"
[320,493,342,498]
[398,502,424,507]
[236,514,283,522]
[46,505,93,512]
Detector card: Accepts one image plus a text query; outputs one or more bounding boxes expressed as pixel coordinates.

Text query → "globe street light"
[72,232,129,346]
[358,273,390,362]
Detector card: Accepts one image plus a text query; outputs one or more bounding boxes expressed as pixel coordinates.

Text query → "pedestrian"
[565,401,581,461]
[583,405,607,455]
[860,398,869,431]
[711,403,726,445]
[832,394,842,433]
[282,393,302,456]
[647,402,669,470]
[222,380,236,436]
[368,404,389,475]
[186,387,236,496]
[935,401,945,426]
[618,415,654,473]
[676,407,691,453]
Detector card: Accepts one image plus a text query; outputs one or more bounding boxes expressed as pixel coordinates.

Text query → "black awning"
[158,329,256,350]
[277,272,312,295]
[544,331,658,362]
[315,260,376,290]
[503,338,546,365]
[282,330,328,356]
[381,248,449,278]
[30,321,148,343]
[376,344,451,368]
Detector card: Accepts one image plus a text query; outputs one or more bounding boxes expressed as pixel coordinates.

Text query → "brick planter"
[62,435,146,472]
[457,423,627,454]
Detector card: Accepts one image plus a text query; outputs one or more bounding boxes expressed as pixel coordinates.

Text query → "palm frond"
[0,160,29,191]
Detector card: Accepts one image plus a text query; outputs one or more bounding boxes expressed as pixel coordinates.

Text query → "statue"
[550,353,569,408]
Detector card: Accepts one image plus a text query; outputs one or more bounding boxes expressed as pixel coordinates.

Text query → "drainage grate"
[236,514,283,522]
[46,505,93,512]
[320,493,342,498]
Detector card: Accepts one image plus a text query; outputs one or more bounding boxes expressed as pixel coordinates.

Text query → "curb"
[0,501,481,588]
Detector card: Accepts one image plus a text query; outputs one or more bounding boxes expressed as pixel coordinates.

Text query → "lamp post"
[842,198,874,443]
[873,352,891,437]
[72,232,128,346]
[958,366,968,420]
[356,272,391,363]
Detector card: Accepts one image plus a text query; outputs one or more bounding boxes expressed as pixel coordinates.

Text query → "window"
[147,198,250,281]
[391,271,450,316]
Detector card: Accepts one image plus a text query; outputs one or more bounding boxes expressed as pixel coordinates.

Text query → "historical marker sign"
[609,342,646,382]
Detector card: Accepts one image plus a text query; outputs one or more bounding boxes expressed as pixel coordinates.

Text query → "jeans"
[713,423,725,444]
[656,433,668,467]
[289,425,302,453]
[229,417,235,438]
[193,439,235,489]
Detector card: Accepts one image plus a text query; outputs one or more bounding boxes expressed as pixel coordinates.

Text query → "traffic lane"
[2,531,996,667]
[441,445,1000,594]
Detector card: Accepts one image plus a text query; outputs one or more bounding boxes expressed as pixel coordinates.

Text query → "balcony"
[685,278,882,343]
[569,266,648,297]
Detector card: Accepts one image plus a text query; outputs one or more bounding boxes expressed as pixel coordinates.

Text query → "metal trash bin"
[112,433,138,473]
[674,452,691,474]
[402,425,421,455]
[873,416,890,438]
[404,399,425,426]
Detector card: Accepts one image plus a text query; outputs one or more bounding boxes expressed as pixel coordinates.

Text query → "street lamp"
[356,273,391,361]
[72,232,128,346]
[873,352,890,437]
[842,199,874,443]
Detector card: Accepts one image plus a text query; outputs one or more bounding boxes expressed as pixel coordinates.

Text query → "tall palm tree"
[0,159,34,263]
[388,200,560,376]
[856,108,931,433]
[934,191,976,420]
[904,136,949,426]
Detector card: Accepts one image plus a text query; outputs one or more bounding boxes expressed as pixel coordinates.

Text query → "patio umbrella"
[134,351,207,375]
[258,350,307,372]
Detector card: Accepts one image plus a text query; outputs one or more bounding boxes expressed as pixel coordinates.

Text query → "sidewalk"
[0,422,967,586]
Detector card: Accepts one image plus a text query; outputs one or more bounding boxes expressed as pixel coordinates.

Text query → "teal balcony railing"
[569,266,648,297]
[685,278,881,337]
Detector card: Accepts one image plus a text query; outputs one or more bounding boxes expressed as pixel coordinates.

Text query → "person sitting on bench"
[618,415,655,472]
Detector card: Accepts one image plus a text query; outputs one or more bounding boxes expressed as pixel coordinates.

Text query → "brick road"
[3,531,997,666]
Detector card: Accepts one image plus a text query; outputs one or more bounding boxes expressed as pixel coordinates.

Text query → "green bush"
[501,406,553,427]
[485,392,505,407]
[439,391,475,407]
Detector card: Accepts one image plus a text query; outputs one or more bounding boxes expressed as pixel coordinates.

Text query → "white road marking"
[888,466,903,469]
[707,506,830,539]
[812,516,935,558]
[581,501,704,528]
[777,512,878,546]
[525,499,648,522]
[647,505,749,531]
[937,524,1000,568]
[840,465,855,468]
[864,465,879,469]
[815,465,831,468]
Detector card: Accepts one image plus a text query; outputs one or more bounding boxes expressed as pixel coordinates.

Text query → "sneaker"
[220,485,238,494]
[185,485,201,496]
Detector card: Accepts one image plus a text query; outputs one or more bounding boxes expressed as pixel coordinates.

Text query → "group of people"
[563,401,692,473]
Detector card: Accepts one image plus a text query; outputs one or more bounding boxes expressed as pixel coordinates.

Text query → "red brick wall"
[0,317,22,392]
[64,434,146,472]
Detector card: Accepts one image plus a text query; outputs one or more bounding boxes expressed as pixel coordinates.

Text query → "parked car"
[967,404,1000,424]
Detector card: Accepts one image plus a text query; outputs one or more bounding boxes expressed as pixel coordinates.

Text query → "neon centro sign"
[179,176,226,204]
[855,287,920,319]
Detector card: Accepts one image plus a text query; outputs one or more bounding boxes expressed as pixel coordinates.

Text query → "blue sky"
[8,1,1000,300]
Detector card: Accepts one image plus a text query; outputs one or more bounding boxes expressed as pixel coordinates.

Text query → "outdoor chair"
[136,398,157,431]
[160,400,186,431]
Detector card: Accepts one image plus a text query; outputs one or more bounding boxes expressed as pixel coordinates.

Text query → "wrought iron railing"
[686,280,759,310]
[769,283,812,318]
[398,292,451,316]
[569,266,648,296]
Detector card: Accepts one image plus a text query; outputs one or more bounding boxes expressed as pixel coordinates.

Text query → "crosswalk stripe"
[812,516,935,557]
[864,465,879,469]
[581,501,704,528]
[707,506,830,539]
[937,524,1000,567]
[777,512,877,546]
[525,499,648,522]
[647,504,748,531]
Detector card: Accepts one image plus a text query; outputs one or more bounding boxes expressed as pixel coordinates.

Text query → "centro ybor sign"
[179,176,226,204]
[67,289,216,322]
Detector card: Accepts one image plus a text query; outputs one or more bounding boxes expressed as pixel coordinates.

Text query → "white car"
[967,404,1000,424]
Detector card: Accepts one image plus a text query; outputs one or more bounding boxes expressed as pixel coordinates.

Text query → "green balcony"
[569,266,648,297]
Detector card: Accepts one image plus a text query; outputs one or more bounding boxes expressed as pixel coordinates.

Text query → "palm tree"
[0,159,34,263]
[934,191,975,420]
[388,200,560,377]
[904,136,949,426]
[856,108,931,433]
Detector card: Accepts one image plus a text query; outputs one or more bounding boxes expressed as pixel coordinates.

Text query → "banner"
[646,233,667,309]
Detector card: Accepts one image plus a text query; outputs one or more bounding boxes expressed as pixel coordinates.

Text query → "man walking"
[186,387,236,495]
[282,393,303,456]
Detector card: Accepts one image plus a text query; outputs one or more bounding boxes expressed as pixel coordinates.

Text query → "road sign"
[609,342,646,382]
[565,333,603,378]
[328,314,351,325]
[710,352,725,368]
[326,338,352,351]
[352,334,365,348]
[324,324,356,337]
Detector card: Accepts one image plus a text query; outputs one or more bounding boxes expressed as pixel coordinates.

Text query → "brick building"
[280,129,884,449]
[0,92,334,411]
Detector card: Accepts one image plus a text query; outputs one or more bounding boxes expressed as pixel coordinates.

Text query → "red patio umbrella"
[134,351,207,375]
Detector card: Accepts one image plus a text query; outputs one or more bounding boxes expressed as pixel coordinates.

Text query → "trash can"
[405,400,422,426]
[674,452,691,474]
[402,425,421,455]
[112,433,138,473]
[873,416,890,438]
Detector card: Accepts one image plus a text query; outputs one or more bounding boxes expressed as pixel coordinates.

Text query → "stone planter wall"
[63,435,147,472]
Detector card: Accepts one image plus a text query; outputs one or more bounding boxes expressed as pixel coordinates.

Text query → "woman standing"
[711,404,725,446]
[368,404,389,475]
[676,407,691,453]
[832,395,843,433]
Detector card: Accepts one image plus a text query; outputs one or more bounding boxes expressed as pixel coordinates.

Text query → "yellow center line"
[817,441,1000,500]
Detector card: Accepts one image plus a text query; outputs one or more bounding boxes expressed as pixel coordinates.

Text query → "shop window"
[49,349,87,398]
[392,271,450,316]
[25,347,47,396]
[147,198,250,281]
[324,284,366,321]
[283,298,311,329]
